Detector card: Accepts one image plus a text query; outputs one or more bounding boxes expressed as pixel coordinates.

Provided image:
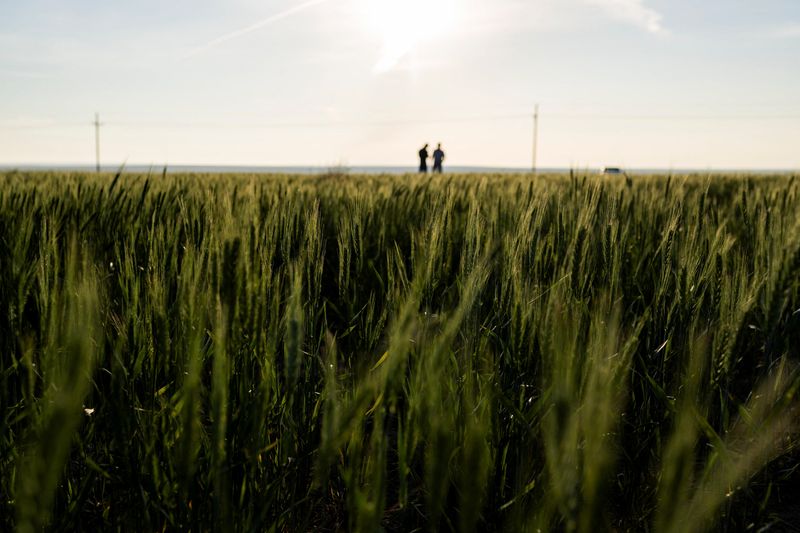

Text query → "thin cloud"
[0,67,52,79]
[584,0,666,34]
[183,0,331,59]
[772,23,800,38]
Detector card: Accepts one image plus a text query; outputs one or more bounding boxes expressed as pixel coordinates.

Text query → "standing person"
[432,143,445,173]
[418,144,429,173]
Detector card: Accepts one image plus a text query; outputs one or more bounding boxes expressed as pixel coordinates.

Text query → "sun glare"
[365,0,457,73]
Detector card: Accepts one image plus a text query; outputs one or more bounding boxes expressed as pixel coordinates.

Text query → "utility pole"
[93,112,102,173]
[532,104,539,174]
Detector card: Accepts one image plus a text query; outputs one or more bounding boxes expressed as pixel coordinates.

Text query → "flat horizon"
[2,163,798,175]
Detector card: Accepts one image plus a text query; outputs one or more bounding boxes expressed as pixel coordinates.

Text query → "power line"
[542,113,800,121]
[98,113,800,128]
[109,113,530,129]
[3,112,798,131]
[0,121,90,130]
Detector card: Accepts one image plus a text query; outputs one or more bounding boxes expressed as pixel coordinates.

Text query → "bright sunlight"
[365,0,457,73]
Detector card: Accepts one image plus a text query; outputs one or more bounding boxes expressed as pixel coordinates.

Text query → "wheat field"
[1,170,798,532]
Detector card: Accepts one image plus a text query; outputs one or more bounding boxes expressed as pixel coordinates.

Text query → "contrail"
[184,0,331,58]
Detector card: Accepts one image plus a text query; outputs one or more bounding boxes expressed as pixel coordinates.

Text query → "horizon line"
[2,163,798,174]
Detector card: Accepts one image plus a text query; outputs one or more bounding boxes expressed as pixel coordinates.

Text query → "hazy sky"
[1,0,799,169]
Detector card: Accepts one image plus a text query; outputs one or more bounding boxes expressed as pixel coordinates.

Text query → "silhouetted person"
[419,144,429,173]
[432,143,445,173]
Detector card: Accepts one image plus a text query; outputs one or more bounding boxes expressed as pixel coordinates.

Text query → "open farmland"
[1,171,799,532]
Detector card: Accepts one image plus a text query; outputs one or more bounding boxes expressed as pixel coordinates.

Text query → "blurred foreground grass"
[1,171,799,532]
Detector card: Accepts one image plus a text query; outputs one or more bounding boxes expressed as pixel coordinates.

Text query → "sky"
[1,0,799,170]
